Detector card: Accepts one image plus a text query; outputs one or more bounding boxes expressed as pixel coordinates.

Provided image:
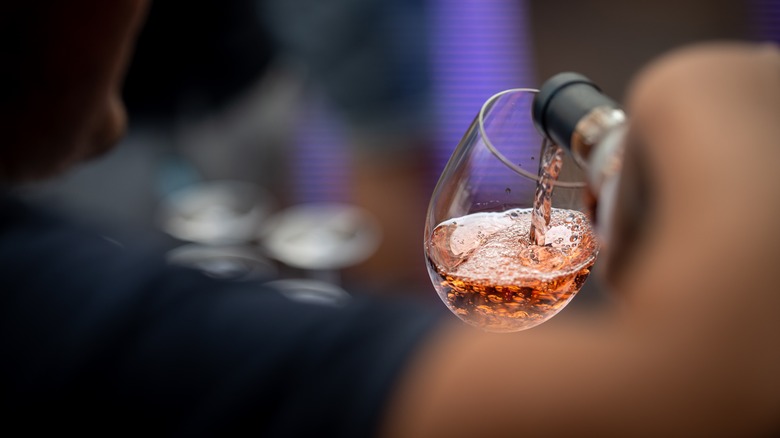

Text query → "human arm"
[379,42,780,437]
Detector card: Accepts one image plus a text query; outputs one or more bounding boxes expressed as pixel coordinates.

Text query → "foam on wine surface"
[426,208,597,332]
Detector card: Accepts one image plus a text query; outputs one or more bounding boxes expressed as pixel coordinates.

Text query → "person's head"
[0,1,148,183]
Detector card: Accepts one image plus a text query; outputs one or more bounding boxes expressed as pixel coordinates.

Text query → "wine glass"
[159,180,279,281]
[259,203,381,285]
[159,180,274,245]
[424,88,599,332]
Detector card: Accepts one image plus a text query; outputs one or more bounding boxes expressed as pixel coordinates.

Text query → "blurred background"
[18,0,778,310]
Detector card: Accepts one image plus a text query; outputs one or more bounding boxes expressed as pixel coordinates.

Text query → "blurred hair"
[122,0,275,119]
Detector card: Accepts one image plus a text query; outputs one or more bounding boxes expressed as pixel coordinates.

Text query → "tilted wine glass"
[424,88,598,332]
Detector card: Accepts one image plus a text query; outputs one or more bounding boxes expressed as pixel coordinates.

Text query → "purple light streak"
[429,0,537,173]
[753,0,780,43]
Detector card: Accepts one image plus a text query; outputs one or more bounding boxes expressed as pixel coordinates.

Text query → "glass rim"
[478,88,587,189]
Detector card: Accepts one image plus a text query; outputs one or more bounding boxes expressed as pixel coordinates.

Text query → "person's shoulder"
[0,191,152,274]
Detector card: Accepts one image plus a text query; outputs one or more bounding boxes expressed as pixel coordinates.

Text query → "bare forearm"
[380,314,779,437]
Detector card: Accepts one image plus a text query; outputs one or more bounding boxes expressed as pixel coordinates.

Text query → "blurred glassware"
[158,180,274,245]
[166,243,278,282]
[259,203,381,273]
[264,278,351,307]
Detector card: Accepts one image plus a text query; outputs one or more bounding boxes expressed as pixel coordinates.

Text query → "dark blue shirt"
[0,194,439,436]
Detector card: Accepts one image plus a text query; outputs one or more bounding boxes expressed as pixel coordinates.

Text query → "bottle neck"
[571,108,628,251]
[570,106,627,173]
